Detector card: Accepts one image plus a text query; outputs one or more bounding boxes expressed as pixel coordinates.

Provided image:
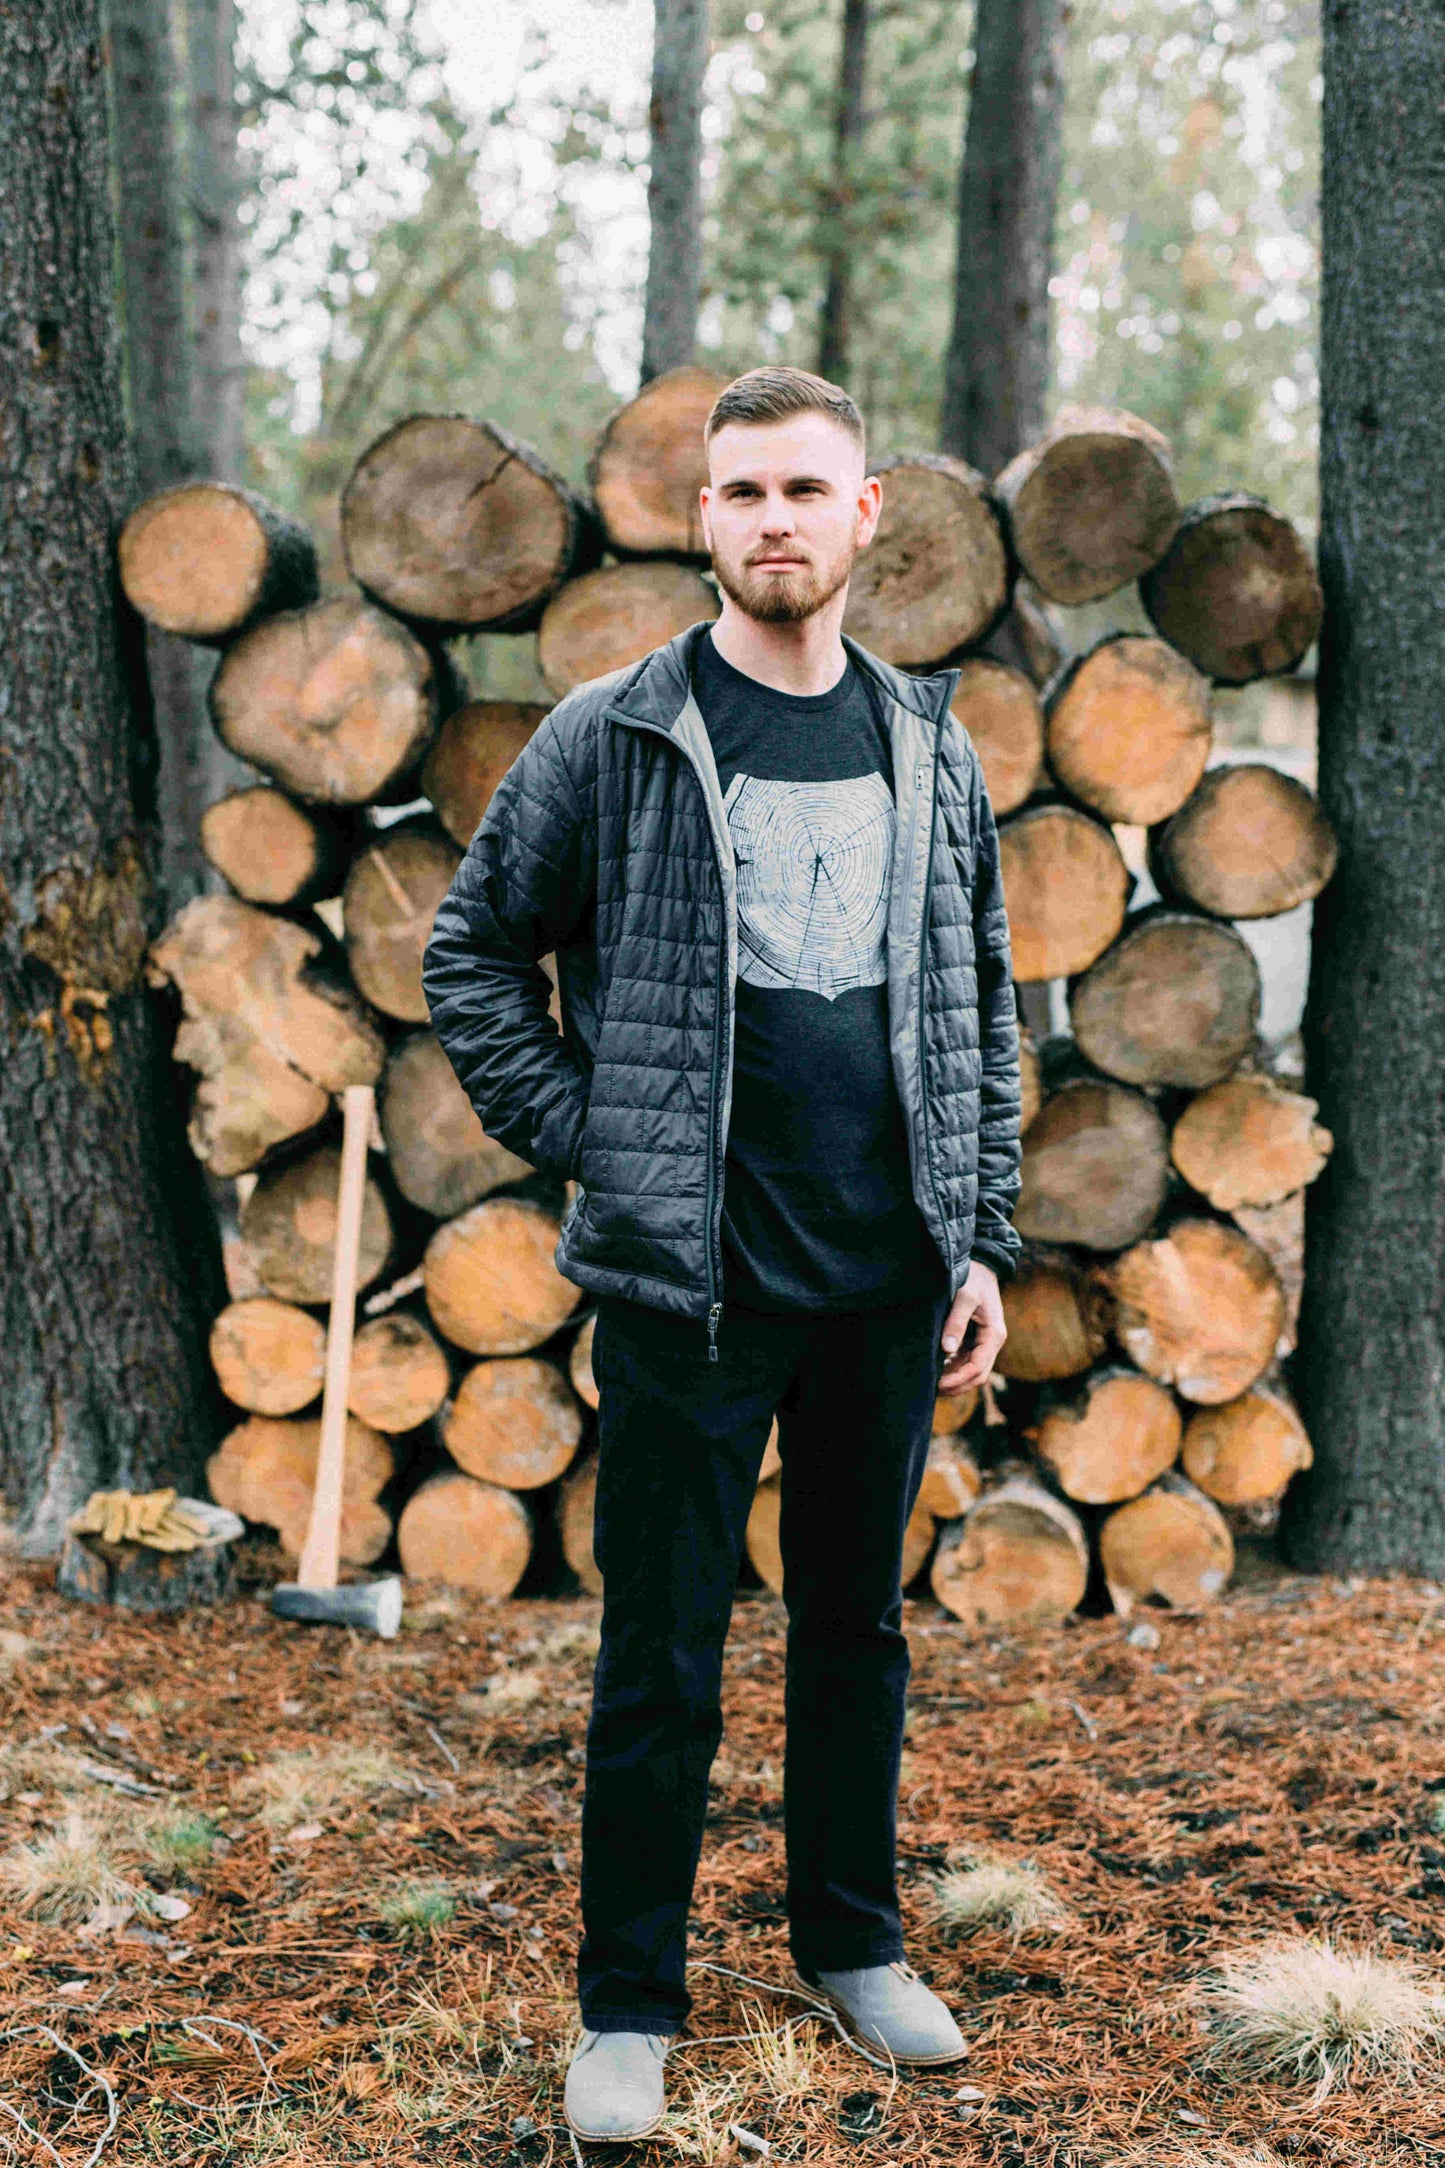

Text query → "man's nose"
[759,491,797,534]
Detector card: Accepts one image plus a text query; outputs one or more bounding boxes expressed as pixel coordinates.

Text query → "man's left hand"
[938,1260,1005,1394]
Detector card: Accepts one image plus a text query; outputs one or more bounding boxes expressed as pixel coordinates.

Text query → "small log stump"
[1180,1381,1313,1506]
[58,1502,244,1613]
[379,1030,531,1222]
[918,1437,983,1520]
[200,788,358,908]
[210,1296,327,1416]
[240,1144,393,1306]
[342,823,461,1024]
[1171,1073,1332,1211]
[118,483,318,643]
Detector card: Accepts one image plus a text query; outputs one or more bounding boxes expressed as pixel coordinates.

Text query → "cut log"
[841,454,1009,667]
[206,1413,393,1564]
[539,562,719,699]
[747,1474,936,1596]
[1030,1363,1182,1505]
[1069,911,1262,1090]
[948,659,1046,815]
[932,1383,980,1436]
[444,1355,584,1490]
[918,1436,982,1520]
[999,1242,1113,1381]
[993,405,1179,606]
[987,578,1070,688]
[1171,1073,1332,1211]
[1018,1026,1044,1136]
[118,482,318,644]
[200,787,358,908]
[1148,763,1339,920]
[341,414,602,634]
[930,1472,1089,1628]
[1139,492,1323,683]
[341,824,462,1023]
[240,1143,393,1306]
[347,1313,450,1433]
[209,595,439,806]
[1105,1217,1285,1405]
[569,1311,598,1411]
[379,1030,531,1221]
[397,1470,533,1595]
[1045,635,1212,825]
[423,1195,581,1355]
[1180,1381,1313,1507]
[210,1296,326,1416]
[560,1450,602,1596]
[147,896,386,1177]
[589,364,727,558]
[998,803,1130,981]
[1230,1193,1304,1353]
[421,700,550,849]
[1015,1078,1170,1252]
[1098,1470,1234,1613]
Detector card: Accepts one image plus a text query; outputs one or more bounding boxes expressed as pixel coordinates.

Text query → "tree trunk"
[939,0,1068,477]
[0,0,225,1554]
[640,0,709,385]
[185,0,244,485]
[1286,5,1445,1574]
[816,0,868,383]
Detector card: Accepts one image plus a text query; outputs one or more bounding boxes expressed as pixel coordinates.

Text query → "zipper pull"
[707,1302,721,1363]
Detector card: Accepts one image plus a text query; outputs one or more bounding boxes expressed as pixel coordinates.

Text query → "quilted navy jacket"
[422,623,1023,1360]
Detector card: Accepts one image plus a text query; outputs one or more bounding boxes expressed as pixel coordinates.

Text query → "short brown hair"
[705,367,865,454]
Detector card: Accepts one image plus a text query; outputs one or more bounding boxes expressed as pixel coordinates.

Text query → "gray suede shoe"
[564,2028,669,2140]
[798,1961,967,2066]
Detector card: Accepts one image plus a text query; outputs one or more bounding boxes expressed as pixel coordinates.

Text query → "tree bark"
[106,0,219,913]
[939,0,1068,477]
[0,0,224,1553]
[185,0,244,485]
[816,0,868,383]
[640,0,709,385]
[1285,4,1445,1575]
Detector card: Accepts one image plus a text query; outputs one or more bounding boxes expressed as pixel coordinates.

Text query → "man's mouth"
[749,556,809,570]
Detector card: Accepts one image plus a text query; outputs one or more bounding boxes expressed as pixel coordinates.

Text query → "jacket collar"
[604,619,959,734]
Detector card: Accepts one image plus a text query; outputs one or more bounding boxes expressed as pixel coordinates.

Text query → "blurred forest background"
[226,0,1320,659]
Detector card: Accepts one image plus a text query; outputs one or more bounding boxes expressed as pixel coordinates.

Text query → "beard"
[712,536,859,625]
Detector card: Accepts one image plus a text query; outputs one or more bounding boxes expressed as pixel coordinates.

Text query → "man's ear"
[856,473,883,548]
[698,485,713,554]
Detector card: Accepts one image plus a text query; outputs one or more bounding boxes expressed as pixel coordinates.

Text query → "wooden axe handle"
[296,1086,374,1591]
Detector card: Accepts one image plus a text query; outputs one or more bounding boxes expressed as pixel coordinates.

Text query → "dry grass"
[930,1853,1068,1938]
[1199,1935,1445,2103]
[0,1811,141,1924]
[737,1999,827,2104]
[479,1667,544,1711]
[231,1741,412,1829]
[377,1880,457,1937]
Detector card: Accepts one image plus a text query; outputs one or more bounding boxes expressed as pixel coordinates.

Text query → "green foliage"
[378,1879,457,1937]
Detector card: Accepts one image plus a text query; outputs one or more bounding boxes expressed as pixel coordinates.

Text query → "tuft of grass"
[536,1619,601,1664]
[737,1999,824,2103]
[378,1880,456,1938]
[232,1743,410,1830]
[143,1809,220,1874]
[481,1668,544,1711]
[0,1628,33,1674]
[931,1854,1068,1939]
[0,1812,141,1923]
[1199,1935,1445,2103]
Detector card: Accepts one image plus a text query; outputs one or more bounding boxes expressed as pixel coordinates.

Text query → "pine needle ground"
[2,1545,1445,2164]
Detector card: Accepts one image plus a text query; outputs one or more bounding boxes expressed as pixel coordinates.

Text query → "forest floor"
[2,1546,1445,2167]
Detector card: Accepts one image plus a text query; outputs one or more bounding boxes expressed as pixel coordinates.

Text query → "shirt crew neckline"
[698,628,856,714]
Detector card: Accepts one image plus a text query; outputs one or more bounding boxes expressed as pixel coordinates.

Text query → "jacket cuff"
[969,1239,1018,1288]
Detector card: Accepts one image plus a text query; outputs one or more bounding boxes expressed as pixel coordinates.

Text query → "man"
[423,367,1023,2143]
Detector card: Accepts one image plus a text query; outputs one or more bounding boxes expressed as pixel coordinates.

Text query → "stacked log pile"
[131,379,1333,1626]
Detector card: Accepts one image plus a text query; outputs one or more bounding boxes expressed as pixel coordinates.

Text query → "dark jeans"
[577,1284,952,2034]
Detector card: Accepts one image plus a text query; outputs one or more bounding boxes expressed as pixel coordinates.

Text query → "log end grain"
[994,405,1179,606]
[342,826,461,1024]
[200,788,344,908]
[423,1195,580,1355]
[348,1313,450,1433]
[930,1476,1089,1628]
[538,562,719,699]
[1099,1474,1234,1613]
[1015,1078,1170,1253]
[560,1450,602,1595]
[118,482,318,641]
[999,1243,1113,1381]
[240,1144,393,1306]
[1045,635,1212,826]
[398,1471,533,1596]
[443,1355,583,1489]
[569,1312,598,1410]
[1105,1217,1285,1405]
[210,1295,327,1416]
[842,453,1009,666]
[999,804,1131,982]
[1180,1384,1313,1505]
[1140,492,1323,683]
[1070,911,1262,1090]
[590,365,728,558]
[949,659,1046,816]
[1171,1073,1332,1211]
[207,1413,393,1565]
[932,1382,981,1436]
[1150,763,1339,920]
[421,700,550,849]
[1031,1364,1182,1505]
[918,1436,983,1520]
[379,1030,532,1223]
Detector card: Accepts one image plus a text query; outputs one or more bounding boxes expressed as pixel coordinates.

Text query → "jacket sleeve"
[421,705,597,1185]
[965,749,1023,1285]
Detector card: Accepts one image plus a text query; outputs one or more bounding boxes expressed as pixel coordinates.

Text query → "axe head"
[270,1576,403,1639]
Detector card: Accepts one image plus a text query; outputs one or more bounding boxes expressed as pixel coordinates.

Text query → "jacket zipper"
[915,743,953,1288]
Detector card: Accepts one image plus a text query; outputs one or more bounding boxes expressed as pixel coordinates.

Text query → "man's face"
[700,412,882,625]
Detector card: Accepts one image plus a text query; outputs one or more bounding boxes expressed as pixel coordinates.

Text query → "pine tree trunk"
[640,0,708,385]
[107,0,219,915]
[185,0,244,485]
[816,0,868,383]
[939,0,1068,477]
[1285,4,1445,1575]
[0,0,225,1554]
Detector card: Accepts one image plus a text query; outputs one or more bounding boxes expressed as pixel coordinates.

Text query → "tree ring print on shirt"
[723,771,895,1000]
